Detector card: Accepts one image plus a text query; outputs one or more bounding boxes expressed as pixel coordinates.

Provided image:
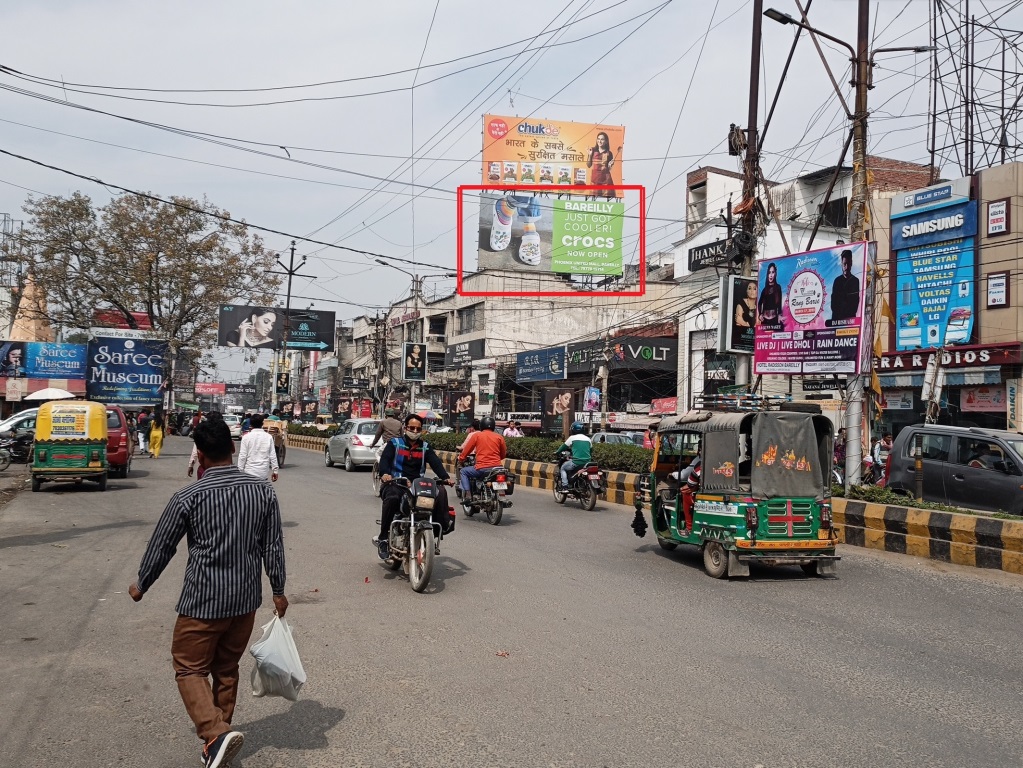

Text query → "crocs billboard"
[473,114,628,280]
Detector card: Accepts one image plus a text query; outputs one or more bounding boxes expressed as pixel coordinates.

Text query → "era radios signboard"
[753,242,872,375]
[459,114,643,298]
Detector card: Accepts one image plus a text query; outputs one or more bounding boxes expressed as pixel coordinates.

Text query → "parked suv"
[106,405,136,478]
[887,424,1023,515]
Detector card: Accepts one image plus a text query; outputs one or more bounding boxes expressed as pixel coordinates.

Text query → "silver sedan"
[324,418,381,471]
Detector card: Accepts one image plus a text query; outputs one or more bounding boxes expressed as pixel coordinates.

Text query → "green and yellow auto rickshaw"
[635,405,839,578]
[31,400,109,492]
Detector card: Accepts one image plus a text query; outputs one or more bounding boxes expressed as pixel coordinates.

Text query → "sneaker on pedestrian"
[202,731,244,768]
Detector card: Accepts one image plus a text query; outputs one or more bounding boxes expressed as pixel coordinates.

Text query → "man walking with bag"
[128,419,288,768]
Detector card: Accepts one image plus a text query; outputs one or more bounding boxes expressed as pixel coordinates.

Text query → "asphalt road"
[2,436,1022,768]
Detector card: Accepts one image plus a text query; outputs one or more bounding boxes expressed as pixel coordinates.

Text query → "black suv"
[887,424,1023,515]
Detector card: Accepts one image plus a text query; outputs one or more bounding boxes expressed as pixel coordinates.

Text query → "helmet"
[480,416,496,431]
[571,421,586,435]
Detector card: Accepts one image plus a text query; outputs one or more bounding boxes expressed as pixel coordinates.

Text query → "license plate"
[492,482,507,490]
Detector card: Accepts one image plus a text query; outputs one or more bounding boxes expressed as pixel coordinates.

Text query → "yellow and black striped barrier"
[833,498,1023,575]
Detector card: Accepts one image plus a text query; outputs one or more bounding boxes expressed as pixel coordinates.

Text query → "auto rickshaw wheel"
[97,474,108,492]
[703,541,728,579]
[656,537,678,551]
[31,476,41,492]
[800,562,820,577]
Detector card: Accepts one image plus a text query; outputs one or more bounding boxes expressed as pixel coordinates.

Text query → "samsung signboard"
[892,197,978,350]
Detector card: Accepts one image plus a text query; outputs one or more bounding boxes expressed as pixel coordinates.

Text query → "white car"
[223,414,242,440]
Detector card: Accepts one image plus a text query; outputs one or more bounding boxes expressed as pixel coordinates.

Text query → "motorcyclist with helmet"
[556,421,592,490]
[375,413,454,559]
[457,416,508,510]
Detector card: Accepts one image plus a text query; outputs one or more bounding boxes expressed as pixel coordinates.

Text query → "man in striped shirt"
[129,419,288,768]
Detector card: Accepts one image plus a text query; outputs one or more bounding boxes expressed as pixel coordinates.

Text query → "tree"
[13,191,281,353]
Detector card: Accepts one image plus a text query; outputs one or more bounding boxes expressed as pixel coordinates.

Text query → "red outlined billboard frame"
[456,184,646,297]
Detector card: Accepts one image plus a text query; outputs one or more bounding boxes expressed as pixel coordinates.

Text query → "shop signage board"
[0,341,87,380]
[986,198,1010,237]
[753,241,871,375]
[516,347,566,382]
[689,238,731,272]
[444,339,486,368]
[875,342,1022,371]
[603,336,678,372]
[891,196,978,350]
[802,378,847,392]
[961,385,1006,412]
[1008,379,1022,432]
[649,397,678,415]
[195,382,226,396]
[880,390,915,410]
[86,337,168,406]
[403,342,427,381]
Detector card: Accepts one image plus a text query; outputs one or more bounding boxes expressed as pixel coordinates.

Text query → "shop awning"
[878,365,1002,389]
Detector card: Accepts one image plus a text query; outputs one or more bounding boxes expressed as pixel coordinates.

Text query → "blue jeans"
[560,461,578,487]
[460,465,492,494]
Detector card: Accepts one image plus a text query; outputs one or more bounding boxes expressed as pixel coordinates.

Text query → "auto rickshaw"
[636,403,839,578]
[31,400,109,492]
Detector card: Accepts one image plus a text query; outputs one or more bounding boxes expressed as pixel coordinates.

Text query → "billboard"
[217,305,336,351]
[86,337,168,406]
[0,341,87,380]
[583,386,601,412]
[891,199,978,350]
[403,342,426,382]
[195,381,226,396]
[516,347,566,383]
[482,114,625,194]
[476,115,627,279]
[447,391,475,431]
[718,275,757,354]
[753,242,870,375]
[542,387,575,435]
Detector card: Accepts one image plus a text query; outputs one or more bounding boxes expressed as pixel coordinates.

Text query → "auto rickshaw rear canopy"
[653,409,833,501]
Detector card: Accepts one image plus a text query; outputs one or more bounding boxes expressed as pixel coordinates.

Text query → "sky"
[0,0,1015,382]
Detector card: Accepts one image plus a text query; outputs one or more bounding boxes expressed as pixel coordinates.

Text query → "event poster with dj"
[753,242,871,375]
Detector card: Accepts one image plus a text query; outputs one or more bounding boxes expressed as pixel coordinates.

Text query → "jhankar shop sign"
[875,342,1021,371]
[688,238,731,271]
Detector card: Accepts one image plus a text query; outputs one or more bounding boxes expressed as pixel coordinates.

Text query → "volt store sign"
[891,198,978,351]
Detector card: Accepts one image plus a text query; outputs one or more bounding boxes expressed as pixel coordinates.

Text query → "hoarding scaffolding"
[929,1,1023,178]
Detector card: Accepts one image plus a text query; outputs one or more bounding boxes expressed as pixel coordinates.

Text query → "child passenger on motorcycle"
[375,414,454,559]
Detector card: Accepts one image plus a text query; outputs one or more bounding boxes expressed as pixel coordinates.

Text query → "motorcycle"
[553,450,606,511]
[374,477,448,593]
[0,428,35,468]
[455,454,514,525]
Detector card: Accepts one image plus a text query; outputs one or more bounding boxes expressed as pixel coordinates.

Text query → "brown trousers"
[171,611,256,743]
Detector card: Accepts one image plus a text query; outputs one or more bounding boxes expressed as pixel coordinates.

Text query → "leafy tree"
[12,191,281,355]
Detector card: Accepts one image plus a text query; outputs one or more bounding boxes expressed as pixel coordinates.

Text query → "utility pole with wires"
[732,0,765,391]
[268,241,312,414]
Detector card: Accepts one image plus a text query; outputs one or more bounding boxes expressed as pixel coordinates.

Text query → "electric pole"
[735,0,764,390]
[845,0,870,486]
[270,241,306,413]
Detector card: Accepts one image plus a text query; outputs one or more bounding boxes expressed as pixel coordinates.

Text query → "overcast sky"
[1,0,1012,380]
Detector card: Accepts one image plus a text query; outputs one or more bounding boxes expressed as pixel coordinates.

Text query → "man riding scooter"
[556,421,592,490]
[375,414,454,559]
[457,416,507,511]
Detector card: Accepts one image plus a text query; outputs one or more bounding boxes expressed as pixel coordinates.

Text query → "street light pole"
[764,3,933,488]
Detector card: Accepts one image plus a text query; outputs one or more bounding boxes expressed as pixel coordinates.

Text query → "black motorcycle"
[0,428,35,469]
[553,449,606,511]
[374,477,452,593]
[456,454,514,525]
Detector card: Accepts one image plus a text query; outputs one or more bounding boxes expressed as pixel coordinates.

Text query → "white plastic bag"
[249,616,307,701]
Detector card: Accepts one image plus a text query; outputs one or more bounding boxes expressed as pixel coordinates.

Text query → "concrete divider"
[833,498,1023,575]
